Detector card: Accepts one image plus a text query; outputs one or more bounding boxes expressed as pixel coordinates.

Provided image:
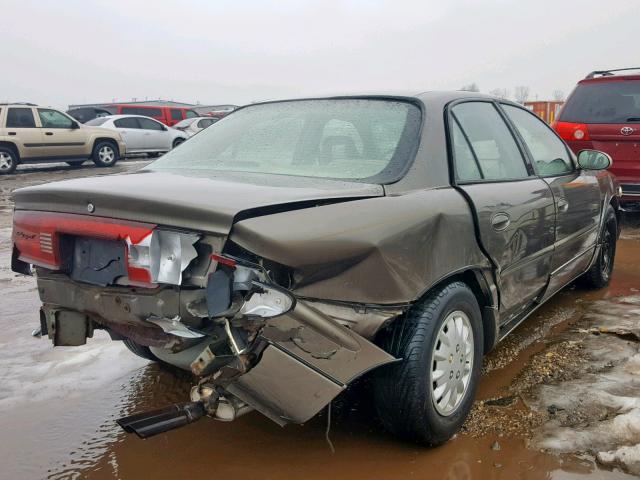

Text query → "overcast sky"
[2,0,639,108]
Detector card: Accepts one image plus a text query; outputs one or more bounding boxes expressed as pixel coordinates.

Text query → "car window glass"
[150,99,421,182]
[171,109,182,120]
[197,119,214,128]
[38,109,74,129]
[122,107,162,117]
[502,104,573,176]
[114,117,140,129]
[559,80,640,123]
[452,102,528,180]
[138,118,164,131]
[7,108,36,128]
[185,110,198,118]
[451,118,482,181]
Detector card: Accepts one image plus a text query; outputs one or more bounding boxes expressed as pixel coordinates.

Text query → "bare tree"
[553,89,565,101]
[460,82,480,92]
[514,86,530,104]
[489,88,510,99]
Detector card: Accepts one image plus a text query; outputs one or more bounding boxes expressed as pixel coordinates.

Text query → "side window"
[451,119,482,181]
[197,119,214,129]
[171,109,183,121]
[502,104,573,176]
[138,118,164,131]
[185,110,198,119]
[114,117,141,129]
[452,102,529,181]
[7,108,36,128]
[38,109,74,129]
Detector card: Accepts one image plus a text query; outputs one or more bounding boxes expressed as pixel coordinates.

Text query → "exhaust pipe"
[117,402,205,438]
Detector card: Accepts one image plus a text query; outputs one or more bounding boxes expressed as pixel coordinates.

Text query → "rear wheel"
[579,205,617,289]
[92,141,119,167]
[373,281,483,445]
[123,338,159,362]
[0,146,18,174]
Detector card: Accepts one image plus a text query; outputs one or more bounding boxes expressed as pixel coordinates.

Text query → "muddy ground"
[1,161,639,479]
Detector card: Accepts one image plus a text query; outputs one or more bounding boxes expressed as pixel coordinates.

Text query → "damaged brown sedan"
[11,92,621,444]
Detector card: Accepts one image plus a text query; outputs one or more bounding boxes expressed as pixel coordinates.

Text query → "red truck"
[110,104,199,127]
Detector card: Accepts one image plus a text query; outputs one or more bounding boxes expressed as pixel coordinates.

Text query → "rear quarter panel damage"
[229,187,491,306]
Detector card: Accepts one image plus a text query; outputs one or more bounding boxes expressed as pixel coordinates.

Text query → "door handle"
[557,198,569,213]
[45,132,53,136]
[490,212,511,231]
[8,132,16,136]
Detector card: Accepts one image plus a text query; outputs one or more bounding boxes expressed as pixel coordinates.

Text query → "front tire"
[373,281,483,445]
[123,338,159,362]
[579,205,617,289]
[92,140,119,167]
[0,146,18,174]
[172,138,184,149]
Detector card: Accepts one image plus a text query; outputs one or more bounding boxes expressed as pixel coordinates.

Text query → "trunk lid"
[12,169,384,235]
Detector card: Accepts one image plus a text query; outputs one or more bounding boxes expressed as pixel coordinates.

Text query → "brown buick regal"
[11,92,620,444]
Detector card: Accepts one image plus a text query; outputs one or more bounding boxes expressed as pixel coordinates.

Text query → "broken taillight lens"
[12,211,155,272]
[12,211,200,287]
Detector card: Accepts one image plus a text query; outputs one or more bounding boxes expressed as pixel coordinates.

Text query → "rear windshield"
[149,99,421,183]
[85,117,109,126]
[560,80,640,124]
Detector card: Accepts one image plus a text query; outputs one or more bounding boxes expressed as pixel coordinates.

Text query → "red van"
[109,104,199,127]
[553,67,640,203]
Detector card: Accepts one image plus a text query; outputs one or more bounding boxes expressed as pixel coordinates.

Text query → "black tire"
[172,138,185,149]
[123,338,159,362]
[92,140,119,167]
[147,152,161,158]
[579,205,617,289]
[0,145,18,174]
[373,281,483,445]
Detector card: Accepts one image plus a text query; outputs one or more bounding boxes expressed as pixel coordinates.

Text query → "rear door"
[502,103,601,298]
[5,107,44,159]
[113,117,145,151]
[37,108,87,157]
[449,100,556,322]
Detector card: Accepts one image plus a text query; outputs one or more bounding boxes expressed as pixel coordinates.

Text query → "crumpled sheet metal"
[230,188,489,305]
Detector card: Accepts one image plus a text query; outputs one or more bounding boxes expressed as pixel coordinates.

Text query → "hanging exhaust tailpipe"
[117,402,206,438]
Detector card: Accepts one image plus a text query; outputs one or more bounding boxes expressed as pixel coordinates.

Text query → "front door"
[138,117,170,151]
[449,100,556,322]
[501,104,602,297]
[37,108,87,157]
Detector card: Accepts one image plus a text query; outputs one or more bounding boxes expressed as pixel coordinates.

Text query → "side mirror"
[70,121,80,129]
[162,125,168,131]
[577,149,611,170]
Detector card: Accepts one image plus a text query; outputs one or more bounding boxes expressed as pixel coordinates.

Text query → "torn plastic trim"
[146,315,205,339]
[127,229,200,286]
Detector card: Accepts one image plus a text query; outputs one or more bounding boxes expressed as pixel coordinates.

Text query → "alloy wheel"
[0,151,14,171]
[98,146,115,164]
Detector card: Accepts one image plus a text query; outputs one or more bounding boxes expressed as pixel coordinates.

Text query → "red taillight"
[553,121,591,141]
[12,211,156,281]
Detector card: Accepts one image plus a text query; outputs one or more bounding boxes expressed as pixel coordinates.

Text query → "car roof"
[100,114,163,120]
[581,67,640,84]
[240,90,495,109]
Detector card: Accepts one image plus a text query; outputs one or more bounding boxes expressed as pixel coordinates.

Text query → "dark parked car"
[11,92,620,444]
[554,67,640,203]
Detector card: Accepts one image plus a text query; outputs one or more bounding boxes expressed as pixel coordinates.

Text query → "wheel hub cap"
[0,152,13,170]
[99,146,115,163]
[430,310,474,416]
